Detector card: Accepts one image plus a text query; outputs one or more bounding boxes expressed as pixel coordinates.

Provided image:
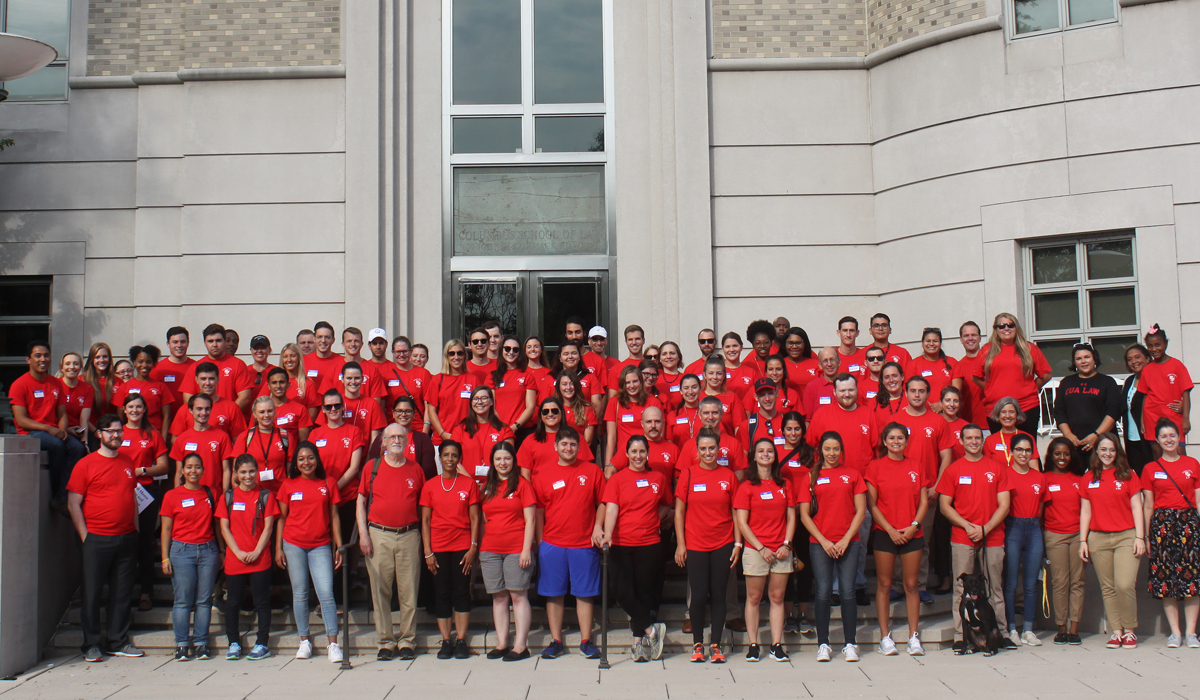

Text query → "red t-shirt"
[112,379,175,431]
[314,394,387,442]
[232,427,293,492]
[278,476,339,548]
[169,427,234,491]
[784,357,821,395]
[480,478,535,554]
[160,485,216,544]
[180,354,254,404]
[891,408,956,485]
[451,422,516,483]
[602,467,671,547]
[169,396,246,438]
[215,487,280,574]
[806,403,878,474]
[605,396,662,465]
[972,343,1052,414]
[655,371,685,401]
[1143,457,1199,510]
[61,380,95,429]
[271,399,313,435]
[420,475,481,552]
[8,373,66,435]
[725,363,763,401]
[779,451,811,504]
[532,460,604,548]
[332,361,388,401]
[908,355,957,406]
[700,390,746,435]
[259,375,322,409]
[984,430,1041,468]
[801,466,867,543]
[1081,469,1142,532]
[675,465,738,551]
[935,458,1012,547]
[1007,467,1047,519]
[151,357,196,412]
[737,412,788,455]
[837,347,869,380]
[943,416,968,462]
[487,369,534,426]
[118,429,168,486]
[1043,471,1083,534]
[682,356,709,377]
[952,354,988,426]
[859,378,880,404]
[873,343,912,372]
[1138,358,1194,435]
[644,439,680,483]
[801,377,836,419]
[516,433,594,475]
[372,361,430,419]
[465,358,498,386]
[309,423,365,502]
[865,457,927,537]
[741,387,802,417]
[300,353,344,397]
[666,406,702,449]
[582,353,615,391]
[429,374,478,443]
[66,452,137,536]
[733,478,794,550]
[358,457,425,528]
[562,403,599,433]
[677,432,748,479]
[605,357,643,393]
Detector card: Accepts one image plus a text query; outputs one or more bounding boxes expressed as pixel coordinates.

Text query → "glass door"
[450,270,608,351]
[453,273,523,342]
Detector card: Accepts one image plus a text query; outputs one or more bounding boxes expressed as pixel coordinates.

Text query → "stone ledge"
[71,64,345,89]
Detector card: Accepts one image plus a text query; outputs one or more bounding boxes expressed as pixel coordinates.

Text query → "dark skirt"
[1148,508,1200,599]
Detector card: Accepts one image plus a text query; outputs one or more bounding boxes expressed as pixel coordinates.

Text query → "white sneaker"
[843,644,859,662]
[327,642,343,663]
[295,639,313,660]
[878,636,898,655]
[907,634,925,656]
[1009,629,1022,646]
[1022,631,1041,647]
[1167,634,1182,648]
[816,644,832,662]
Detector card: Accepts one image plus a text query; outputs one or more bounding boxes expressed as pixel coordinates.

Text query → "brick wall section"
[87,0,341,75]
[867,0,985,51]
[712,0,868,58]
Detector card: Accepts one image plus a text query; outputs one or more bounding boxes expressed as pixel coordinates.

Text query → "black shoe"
[437,640,454,659]
[831,593,841,606]
[745,643,760,661]
[486,647,508,660]
[1001,638,1019,650]
[397,647,416,660]
[952,641,966,655]
[194,645,211,660]
[1053,632,1068,645]
[503,649,531,662]
[377,648,395,661]
[856,589,870,606]
[454,638,470,659]
[1067,634,1082,645]
[174,647,191,662]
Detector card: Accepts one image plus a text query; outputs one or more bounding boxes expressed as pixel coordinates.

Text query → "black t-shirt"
[1052,373,1122,437]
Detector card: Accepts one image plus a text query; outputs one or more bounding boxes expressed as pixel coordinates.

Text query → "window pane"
[1069,0,1116,24]
[1089,287,1136,328]
[1038,338,1080,377]
[3,65,67,101]
[1089,335,1139,376]
[1034,291,1080,331]
[453,118,522,154]
[453,0,521,105]
[5,0,70,59]
[1031,245,1077,285]
[454,165,607,256]
[1014,0,1061,34]
[0,279,51,317]
[534,0,604,104]
[461,282,518,340]
[535,116,604,152]
[1086,239,1134,280]
[0,323,50,358]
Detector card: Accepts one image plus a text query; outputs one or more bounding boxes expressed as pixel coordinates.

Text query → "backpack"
[224,487,272,537]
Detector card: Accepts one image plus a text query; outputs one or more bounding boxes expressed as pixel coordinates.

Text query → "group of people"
[11,311,1197,665]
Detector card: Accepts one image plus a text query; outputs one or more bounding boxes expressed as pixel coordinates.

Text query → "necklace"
[440,473,460,492]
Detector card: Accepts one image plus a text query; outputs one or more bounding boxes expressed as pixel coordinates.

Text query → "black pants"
[433,550,472,618]
[931,509,953,584]
[1125,437,1155,477]
[611,542,662,636]
[786,540,814,604]
[225,568,272,647]
[987,404,1041,437]
[80,531,138,652]
[686,543,735,646]
[136,486,163,596]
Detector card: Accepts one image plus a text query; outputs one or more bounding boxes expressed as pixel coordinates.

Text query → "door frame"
[448,268,609,345]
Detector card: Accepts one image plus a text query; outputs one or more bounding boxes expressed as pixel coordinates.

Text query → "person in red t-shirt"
[940,386,969,464]
[66,414,144,660]
[1080,433,1145,649]
[450,386,515,484]
[355,424,425,660]
[58,351,95,441]
[427,340,476,446]
[336,328,388,404]
[234,396,295,494]
[802,348,841,421]
[782,328,820,396]
[487,337,538,435]
[735,438,797,662]
[113,345,175,437]
[152,326,195,418]
[275,442,344,661]
[517,398,596,479]
[699,354,746,437]
[217,454,279,660]
[1042,437,1086,644]
[891,376,955,506]
[1001,432,1046,646]
[465,327,497,385]
[1140,326,1194,456]
[909,329,958,414]
[179,324,254,413]
[936,424,1012,649]
[118,394,170,613]
[950,321,987,426]
[1142,419,1200,646]
[604,325,648,398]
[720,332,763,402]
[866,314,912,374]
[264,367,314,441]
[798,430,868,660]
[676,396,749,479]
[554,341,604,422]
[866,424,929,656]
[479,442,536,662]
[638,406,680,485]
[674,427,741,663]
[743,320,777,377]
[421,440,482,659]
[971,313,1052,434]
[656,341,686,399]
[384,336,434,429]
[12,341,85,503]
[555,370,599,447]
[806,374,879,479]
[302,321,343,398]
[316,363,387,447]
[160,452,220,659]
[310,388,366,589]
[835,317,869,382]
[601,435,671,662]
[604,365,662,477]
[745,355,802,417]
[683,329,719,377]
[985,397,1042,471]
[274,344,321,422]
[169,393,234,491]
[169,362,247,440]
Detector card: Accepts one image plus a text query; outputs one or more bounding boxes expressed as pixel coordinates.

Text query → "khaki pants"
[1087,530,1138,631]
[364,526,422,650]
[1043,530,1085,626]
[951,542,1005,640]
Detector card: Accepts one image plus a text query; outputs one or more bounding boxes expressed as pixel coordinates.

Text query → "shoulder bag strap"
[1153,459,1196,510]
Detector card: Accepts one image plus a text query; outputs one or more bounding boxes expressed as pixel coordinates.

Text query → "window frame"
[0,0,70,102]
[1006,0,1119,41]
[0,276,53,392]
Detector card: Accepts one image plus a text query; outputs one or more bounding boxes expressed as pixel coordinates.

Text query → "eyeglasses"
[470,338,488,345]
[1012,447,1033,454]
[502,347,520,354]
[393,408,414,416]
[384,435,405,442]
[819,358,839,364]
[541,408,561,416]
[99,428,123,435]
[447,350,465,357]
[995,323,1016,330]
[471,396,491,403]
[322,403,343,411]
[870,324,890,330]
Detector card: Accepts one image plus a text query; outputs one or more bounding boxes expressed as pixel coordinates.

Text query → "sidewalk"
[4,635,1198,700]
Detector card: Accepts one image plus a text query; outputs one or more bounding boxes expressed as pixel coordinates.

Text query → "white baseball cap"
[588,326,607,339]
[367,328,388,342]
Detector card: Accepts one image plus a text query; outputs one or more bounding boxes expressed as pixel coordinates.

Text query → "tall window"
[1024,234,1138,376]
[1010,0,1117,38]
[0,0,70,101]
[0,276,52,395]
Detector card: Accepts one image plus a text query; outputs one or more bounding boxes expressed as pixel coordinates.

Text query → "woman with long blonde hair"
[83,342,118,417]
[427,339,475,445]
[971,313,1051,435]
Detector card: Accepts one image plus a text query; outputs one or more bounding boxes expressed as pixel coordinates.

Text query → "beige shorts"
[742,545,795,576]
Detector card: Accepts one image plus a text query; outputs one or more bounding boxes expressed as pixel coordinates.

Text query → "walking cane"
[599,544,610,669]
[337,528,358,670]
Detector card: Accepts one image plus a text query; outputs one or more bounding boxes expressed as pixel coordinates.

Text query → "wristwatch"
[910,521,920,528]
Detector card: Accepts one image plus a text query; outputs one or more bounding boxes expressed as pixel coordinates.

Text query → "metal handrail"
[336,526,359,670]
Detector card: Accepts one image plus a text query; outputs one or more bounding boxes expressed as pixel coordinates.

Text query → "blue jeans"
[1003,517,1044,632]
[30,430,86,501]
[283,541,339,638]
[169,540,220,647]
[810,541,862,646]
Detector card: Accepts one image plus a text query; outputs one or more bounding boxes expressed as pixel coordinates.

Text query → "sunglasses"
[470,338,488,345]
[322,403,343,411]
[995,323,1016,330]
[866,355,885,362]
[447,350,465,357]
[502,347,520,354]
[541,408,561,416]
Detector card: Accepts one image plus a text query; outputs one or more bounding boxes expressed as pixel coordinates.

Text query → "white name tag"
[621,414,634,423]
[725,372,732,379]
[260,469,274,481]
[343,410,353,419]
[816,477,830,485]
[276,417,288,426]
[315,439,328,447]
[182,498,195,507]
[636,479,649,488]
[165,375,176,382]
[788,460,801,467]
[670,385,680,393]
[460,390,472,398]
[134,484,154,513]
[121,440,131,447]
[388,379,400,387]
[676,417,688,425]
[185,442,198,451]
[959,476,972,485]
[759,491,774,500]
[129,387,142,394]
[290,492,303,501]
[1088,481,1100,489]
[1155,471,1168,480]
[307,370,318,377]
[849,364,861,373]
[499,382,506,388]
[774,436,785,445]
[475,465,490,477]
[232,502,247,511]
[819,396,831,405]
[994,444,1006,451]
[717,458,729,466]
[921,370,933,377]
[552,480,566,490]
[693,484,707,492]
[33,390,44,398]
[1048,484,1061,492]
[866,391,877,399]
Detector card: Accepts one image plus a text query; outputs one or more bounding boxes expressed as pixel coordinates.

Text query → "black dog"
[958,572,1004,656]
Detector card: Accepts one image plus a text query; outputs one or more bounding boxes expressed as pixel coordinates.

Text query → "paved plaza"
[5,635,1199,700]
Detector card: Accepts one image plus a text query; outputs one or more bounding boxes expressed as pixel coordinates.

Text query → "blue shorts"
[536,541,601,598]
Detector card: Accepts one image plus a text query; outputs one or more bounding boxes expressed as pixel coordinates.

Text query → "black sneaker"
[1067,633,1082,645]
[486,647,508,660]
[1001,637,1019,650]
[503,649,531,662]
[397,647,416,660]
[377,648,395,661]
[856,589,870,606]
[437,640,454,659]
[1053,632,1068,645]
[454,638,470,659]
[769,643,790,662]
[174,647,191,662]
[952,640,967,655]
[745,643,760,661]
[194,645,211,660]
